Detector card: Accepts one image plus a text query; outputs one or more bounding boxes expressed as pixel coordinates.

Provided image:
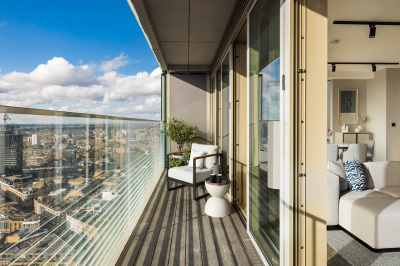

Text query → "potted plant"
[162,118,199,165]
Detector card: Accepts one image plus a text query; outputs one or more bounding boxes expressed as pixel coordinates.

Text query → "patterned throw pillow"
[345,158,367,191]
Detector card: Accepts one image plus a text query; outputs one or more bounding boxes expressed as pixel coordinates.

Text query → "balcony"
[0,106,262,265]
[117,178,263,266]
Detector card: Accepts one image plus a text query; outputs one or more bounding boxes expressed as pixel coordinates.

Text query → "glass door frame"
[220,46,234,200]
[246,0,293,265]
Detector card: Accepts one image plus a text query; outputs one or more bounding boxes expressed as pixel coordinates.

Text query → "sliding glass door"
[248,0,281,264]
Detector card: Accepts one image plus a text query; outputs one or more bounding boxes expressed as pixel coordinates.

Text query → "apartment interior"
[326,0,400,265]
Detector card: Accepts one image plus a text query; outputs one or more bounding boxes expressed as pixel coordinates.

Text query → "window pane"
[249,0,281,264]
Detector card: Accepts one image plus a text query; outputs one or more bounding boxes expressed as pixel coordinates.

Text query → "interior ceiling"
[328,0,400,78]
[132,0,237,71]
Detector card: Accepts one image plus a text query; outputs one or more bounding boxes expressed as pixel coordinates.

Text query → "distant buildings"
[34,199,64,224]
[0,175,45,208]
[31,134,41,146]
[0,124,23,176]
[0,206,40,235]
[66,213,97,239]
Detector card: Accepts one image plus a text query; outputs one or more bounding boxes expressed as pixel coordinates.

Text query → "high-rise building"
[32,134,41,145]
[0,124,23,176]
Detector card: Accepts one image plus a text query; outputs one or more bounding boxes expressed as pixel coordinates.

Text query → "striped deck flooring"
[117,172,264,266]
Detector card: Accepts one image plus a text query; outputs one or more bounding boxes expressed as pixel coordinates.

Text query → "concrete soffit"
[129,0,253,73]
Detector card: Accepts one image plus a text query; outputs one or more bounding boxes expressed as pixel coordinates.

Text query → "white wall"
[367,70,387,161]
[169,73,209,151]
[386,69,400,161]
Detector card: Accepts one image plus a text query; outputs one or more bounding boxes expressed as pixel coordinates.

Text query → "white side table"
[204,177,231,217]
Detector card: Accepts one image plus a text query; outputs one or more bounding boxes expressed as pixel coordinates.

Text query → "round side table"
[204,177,231,217]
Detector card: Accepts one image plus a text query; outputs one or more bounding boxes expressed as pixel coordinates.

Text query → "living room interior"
[325,0,400,265]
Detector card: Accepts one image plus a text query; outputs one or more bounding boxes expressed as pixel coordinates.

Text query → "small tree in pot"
[162,118,199,151]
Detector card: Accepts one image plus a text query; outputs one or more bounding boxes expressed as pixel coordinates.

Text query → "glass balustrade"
[0,107,164,265]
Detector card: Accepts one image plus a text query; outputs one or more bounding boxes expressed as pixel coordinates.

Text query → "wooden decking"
[117,172,264,266]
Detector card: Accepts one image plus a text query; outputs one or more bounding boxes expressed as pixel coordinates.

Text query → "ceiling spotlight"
[332,64,336,72]
[369,24,376,38]
[372,64,376,72]
[333,21,400,38]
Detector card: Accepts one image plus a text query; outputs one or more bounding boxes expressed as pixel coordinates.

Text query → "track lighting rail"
[333,21,400,26]
[333,21,400,38]
[328,62,399,72]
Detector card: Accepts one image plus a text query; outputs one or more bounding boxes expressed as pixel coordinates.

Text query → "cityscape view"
[0,113,162,264]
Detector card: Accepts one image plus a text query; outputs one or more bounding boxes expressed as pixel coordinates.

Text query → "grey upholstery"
[326,171,340,226]
[327,161,400,249]
[327,144,339,162]
[343,143,367,163]
[363,140,375,161]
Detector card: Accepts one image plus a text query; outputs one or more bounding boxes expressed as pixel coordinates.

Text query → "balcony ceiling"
[328,0,400,78]
[129,0,237,71]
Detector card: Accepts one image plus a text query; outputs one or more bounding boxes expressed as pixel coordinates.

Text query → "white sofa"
[327,161,400,249]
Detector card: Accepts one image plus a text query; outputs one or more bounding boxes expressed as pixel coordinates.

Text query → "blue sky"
[0,0,161,120]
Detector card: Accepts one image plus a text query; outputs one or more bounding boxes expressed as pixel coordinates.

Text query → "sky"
[0,0,161,121]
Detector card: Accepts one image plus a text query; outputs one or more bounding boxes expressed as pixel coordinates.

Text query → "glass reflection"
[249,0,280,264]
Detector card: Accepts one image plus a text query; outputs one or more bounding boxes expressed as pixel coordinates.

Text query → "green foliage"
[183,144,192,161]
[162,118,199,151]
[169,157,184,168]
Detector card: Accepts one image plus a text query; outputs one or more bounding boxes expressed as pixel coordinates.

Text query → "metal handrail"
[0,105,160,122]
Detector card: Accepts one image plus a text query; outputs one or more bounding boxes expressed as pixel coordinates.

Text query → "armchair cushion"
[191,143,218,169]
[168,166,211,184]
[188,150,205,168]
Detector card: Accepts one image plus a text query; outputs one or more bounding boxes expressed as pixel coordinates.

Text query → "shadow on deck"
[117,172,264,266]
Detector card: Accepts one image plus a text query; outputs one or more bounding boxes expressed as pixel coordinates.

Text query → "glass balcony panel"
[0,109,164,265]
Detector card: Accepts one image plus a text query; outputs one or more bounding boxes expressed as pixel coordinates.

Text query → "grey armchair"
[327,144,339,162]
[363,140,375,161]
[343,143,367,163]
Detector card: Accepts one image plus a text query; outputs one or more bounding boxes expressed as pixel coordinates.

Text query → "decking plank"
[168,188,187,266]
[117,178,263,266]
[196,186,219,266]
[150,186,178,265]
[221,215,252,265]
[186,185,202,266]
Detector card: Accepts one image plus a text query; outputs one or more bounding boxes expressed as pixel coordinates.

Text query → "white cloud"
[99,53,130,72]
[145,96,161,105]
[0,56,162,120]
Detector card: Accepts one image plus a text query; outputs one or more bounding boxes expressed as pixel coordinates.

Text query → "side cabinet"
[335,132,371,144]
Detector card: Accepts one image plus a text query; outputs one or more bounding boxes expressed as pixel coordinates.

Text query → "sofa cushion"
[363,161,400,189]
[191,143,218,169]
[339,190,400,249]
[168,166,211,184]
[374,187,400,198]
[188,150,205,168]
[327,159,348,192]
[345,158,367,191]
